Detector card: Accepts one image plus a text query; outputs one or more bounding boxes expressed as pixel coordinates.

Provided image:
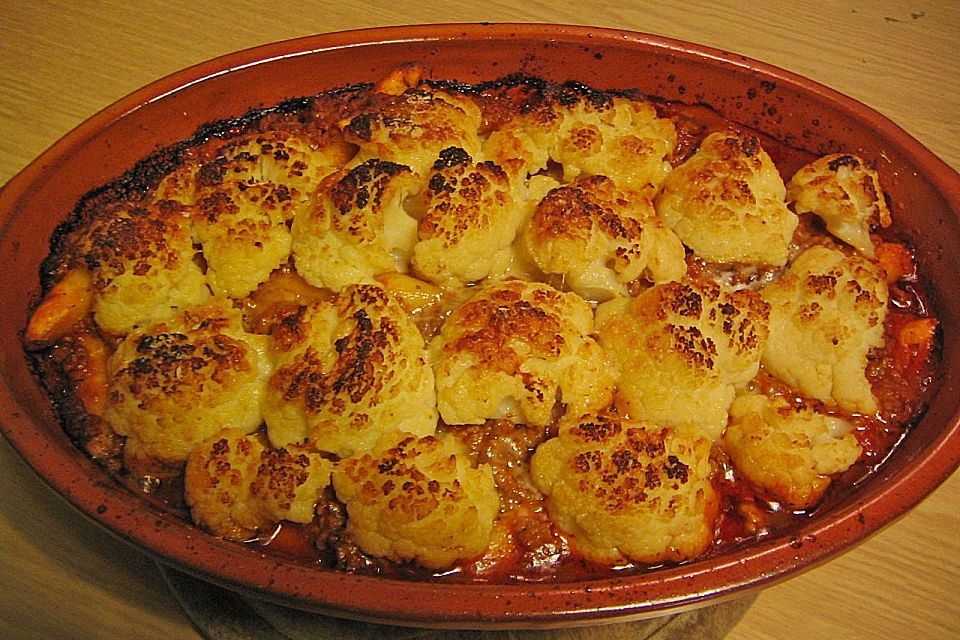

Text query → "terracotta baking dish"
[1,24,958,629]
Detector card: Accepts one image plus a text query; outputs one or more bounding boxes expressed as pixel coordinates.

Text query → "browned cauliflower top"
[484,90,676,196]
[185,428,334,541]
[184,428,269,541]
[104,298,270,464]
[723,393,861,510]
[342,87,483,178]
[332,431,499,570]
[428,280,615,427]
[524,175,686,300]
[761,243,888,414]
[598,277,769,441]
[787,153,892,257]
[158,131,348,298]
[656,132,798,266]
[263,284,437,457]
[531,408,717,564]
[73,200,209,334]
[412,147,524,287]
[292,159,420,292]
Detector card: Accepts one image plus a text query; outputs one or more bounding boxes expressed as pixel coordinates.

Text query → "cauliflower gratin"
[24,69,941,583]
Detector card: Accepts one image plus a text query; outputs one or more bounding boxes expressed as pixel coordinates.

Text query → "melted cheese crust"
[332,431,499,570]
[531,408,717,564]
[104,298,270,463]
[428,279,615,427]
[656,132,798,266]
[263,284,437,457]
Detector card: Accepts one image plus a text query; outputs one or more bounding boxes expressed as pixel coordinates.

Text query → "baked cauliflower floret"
[428,280,615,427]
[411,147,524,287]
[193,190,292,299]
[332,431,499,570]
[485,90,676,196]
[185,429,335,541]
[552,95,677,196]
[655,132,798,266]
[291,159,420,292]
[342,87,483,178]
[170,132,347,298]
[531,408,717,564]
[523,175,686,301]
[249,441,336,525]
[787,154,892,257]
[262,284,437,457]
[156,131,350,208]
[724,393,862,510]
[184,428,269,541]
[761,244,888,414]
[75,200,210,335]
[597,278,769,441]
[104,298,270,464]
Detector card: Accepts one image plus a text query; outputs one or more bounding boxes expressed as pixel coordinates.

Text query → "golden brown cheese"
[428,280,615,427]
[761,243,888,414]
[787,153,892,257]
[262,284,437,457]
[104,298,270,465]
[73,200,209,335]
[723,393,861,510]
[412,147,524,287]
[531,408,717,564]
[250,442,336,525]
[158,131,348,298]
[342,87,483,179]
[598,278,769,441]
[291,159,420,292]
[484,91,676,196]
[332,431,499,570]
[184,428,269,541]
[655,131,798,266]
[184,428,335,540]
[523,175,686,300]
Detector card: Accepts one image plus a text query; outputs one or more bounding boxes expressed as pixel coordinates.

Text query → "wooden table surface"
[1,2,958,639]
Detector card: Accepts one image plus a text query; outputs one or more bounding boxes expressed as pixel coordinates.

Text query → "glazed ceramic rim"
[1,23,959,629]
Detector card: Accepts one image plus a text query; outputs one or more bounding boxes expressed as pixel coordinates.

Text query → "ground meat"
[447,419,553,508]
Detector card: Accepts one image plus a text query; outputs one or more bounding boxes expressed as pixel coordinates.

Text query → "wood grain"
[1,2,957,639]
